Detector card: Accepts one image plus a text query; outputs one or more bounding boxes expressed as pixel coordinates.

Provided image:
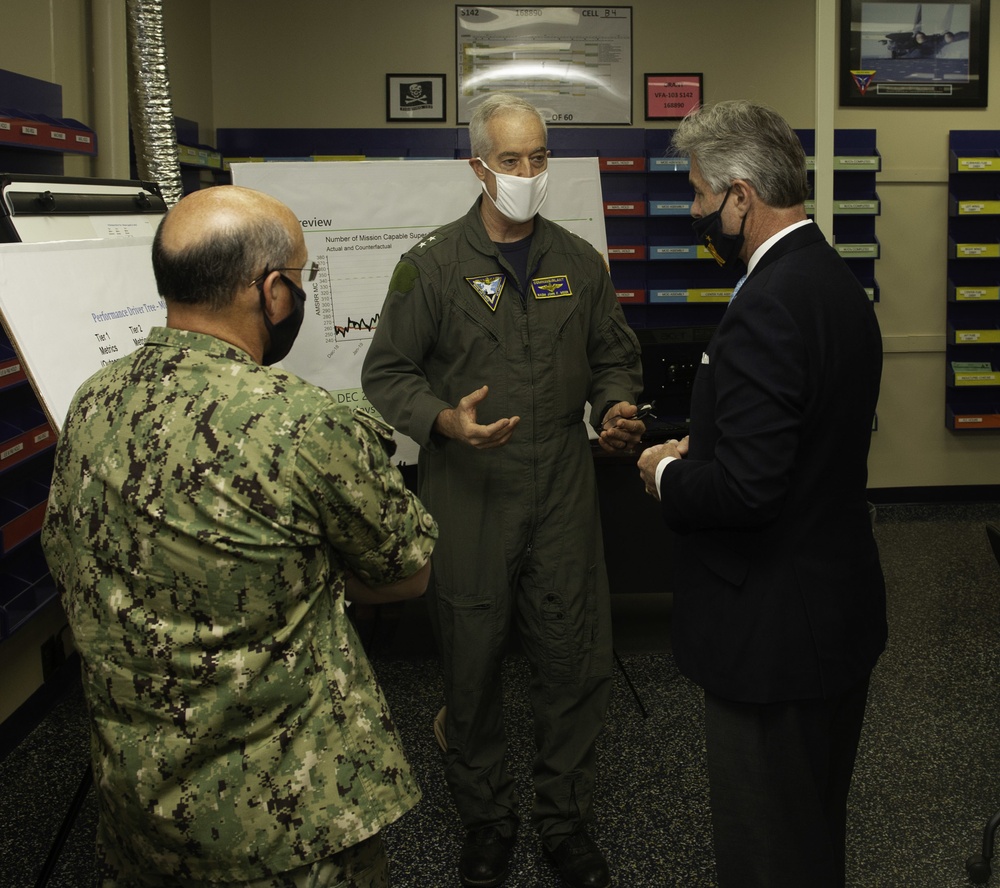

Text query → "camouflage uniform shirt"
[42,326,437,882]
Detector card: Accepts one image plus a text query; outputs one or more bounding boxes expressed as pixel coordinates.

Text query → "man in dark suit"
[637,100,886,888]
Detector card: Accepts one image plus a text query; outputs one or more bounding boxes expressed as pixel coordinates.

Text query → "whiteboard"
[0,159,608,443]
[0,176,167,430]
[0,177,165,243]
[230,157,608,411]
[235,157,609,462]
[0,238,163,430]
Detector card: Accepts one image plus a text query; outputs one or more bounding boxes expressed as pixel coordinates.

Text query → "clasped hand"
[636,436,689,499]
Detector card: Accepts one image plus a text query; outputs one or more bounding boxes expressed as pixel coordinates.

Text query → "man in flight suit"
[361,93,645,888]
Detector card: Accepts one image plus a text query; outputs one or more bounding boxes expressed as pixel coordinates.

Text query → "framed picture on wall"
[386,74,447,121]
[644,73,703,120]
[840,0,990,107]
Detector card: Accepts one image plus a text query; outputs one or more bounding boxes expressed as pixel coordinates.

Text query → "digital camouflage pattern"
[42,326,437,883]
[96,832,389,888]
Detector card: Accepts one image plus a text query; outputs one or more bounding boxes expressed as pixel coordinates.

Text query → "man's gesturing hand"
[433,385,520,449]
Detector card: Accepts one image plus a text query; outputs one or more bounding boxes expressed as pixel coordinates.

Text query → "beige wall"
[2,0,998,723]
[838,67,1000,486]
[3,0,92,177]
[163,0,215,146]
[199,0,1000,489]
[7,0,993,493]
[205,0,817,129]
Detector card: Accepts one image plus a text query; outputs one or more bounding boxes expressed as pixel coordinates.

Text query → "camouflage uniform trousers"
[96,833,388,888]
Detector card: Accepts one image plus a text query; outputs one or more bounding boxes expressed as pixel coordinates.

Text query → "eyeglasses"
[249,261,319,287]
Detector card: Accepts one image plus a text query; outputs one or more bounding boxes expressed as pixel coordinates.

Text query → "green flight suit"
[362,199,643,846]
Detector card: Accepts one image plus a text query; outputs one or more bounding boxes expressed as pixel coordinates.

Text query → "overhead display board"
[232,157,607,401]
[456,5,632,124]
[232,157,608,462]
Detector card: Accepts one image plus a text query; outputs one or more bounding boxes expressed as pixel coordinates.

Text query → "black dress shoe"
[459,825,516,888]
[545,828,611,888]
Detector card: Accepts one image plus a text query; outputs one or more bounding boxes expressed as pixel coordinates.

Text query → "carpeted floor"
[2,503,1000,887]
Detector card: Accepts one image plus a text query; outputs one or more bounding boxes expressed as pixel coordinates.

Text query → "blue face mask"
[692,187,747,268]
[259,273,306,365]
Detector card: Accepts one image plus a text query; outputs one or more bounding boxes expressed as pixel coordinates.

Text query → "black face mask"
[259,273,306,365]
[692,187,747,269]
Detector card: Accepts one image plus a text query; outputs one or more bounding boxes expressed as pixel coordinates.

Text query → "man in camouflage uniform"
[42,186,438,888]
[361,94,644,888]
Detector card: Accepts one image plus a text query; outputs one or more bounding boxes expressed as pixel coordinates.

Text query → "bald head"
[153,186,305,311]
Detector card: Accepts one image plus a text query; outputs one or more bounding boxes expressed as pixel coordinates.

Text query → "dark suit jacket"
[659,222,886,704]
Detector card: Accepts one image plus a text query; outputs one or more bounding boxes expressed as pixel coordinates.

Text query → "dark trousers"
[420,437,613,847]
[703,676,871,888]
[429,574,613,848]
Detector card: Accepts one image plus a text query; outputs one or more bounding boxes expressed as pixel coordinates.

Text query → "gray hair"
[671,100,809,208]
[469,93,548,159]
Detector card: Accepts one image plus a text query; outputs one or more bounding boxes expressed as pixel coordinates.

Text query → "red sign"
[645,74,702,120]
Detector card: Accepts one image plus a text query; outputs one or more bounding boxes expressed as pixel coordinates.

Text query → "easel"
[34,764,93,887]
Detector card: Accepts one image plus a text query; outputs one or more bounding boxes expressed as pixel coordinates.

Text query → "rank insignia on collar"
[466,274,506,311]
[531,275,572,299]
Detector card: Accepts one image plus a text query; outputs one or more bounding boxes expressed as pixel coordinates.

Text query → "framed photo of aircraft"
[839,0,990,107]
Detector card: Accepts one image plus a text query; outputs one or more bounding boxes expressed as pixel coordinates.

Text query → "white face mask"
[477,159,548,224]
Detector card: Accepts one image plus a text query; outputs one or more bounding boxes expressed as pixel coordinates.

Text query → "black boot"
[459,825,516,888]
[545,828,611,888]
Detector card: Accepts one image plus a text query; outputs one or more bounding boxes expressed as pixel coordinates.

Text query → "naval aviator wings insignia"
[466,274,506,311]
[531,275,572,299]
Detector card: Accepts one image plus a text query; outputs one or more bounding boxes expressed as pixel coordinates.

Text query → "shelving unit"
[216,125,881,429]
[0,110,95,156]
[0,325,56,639]
[565,128,881,425]
[946,131,1000,430]
[0,68,97,640]
[0,69,97,179]
[551,128,879,312]
[174,117,225,194]
[802,130,882,304]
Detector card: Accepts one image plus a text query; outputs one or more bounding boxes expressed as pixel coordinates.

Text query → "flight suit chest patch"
[531,275,572,299]
[466,274,506,312]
